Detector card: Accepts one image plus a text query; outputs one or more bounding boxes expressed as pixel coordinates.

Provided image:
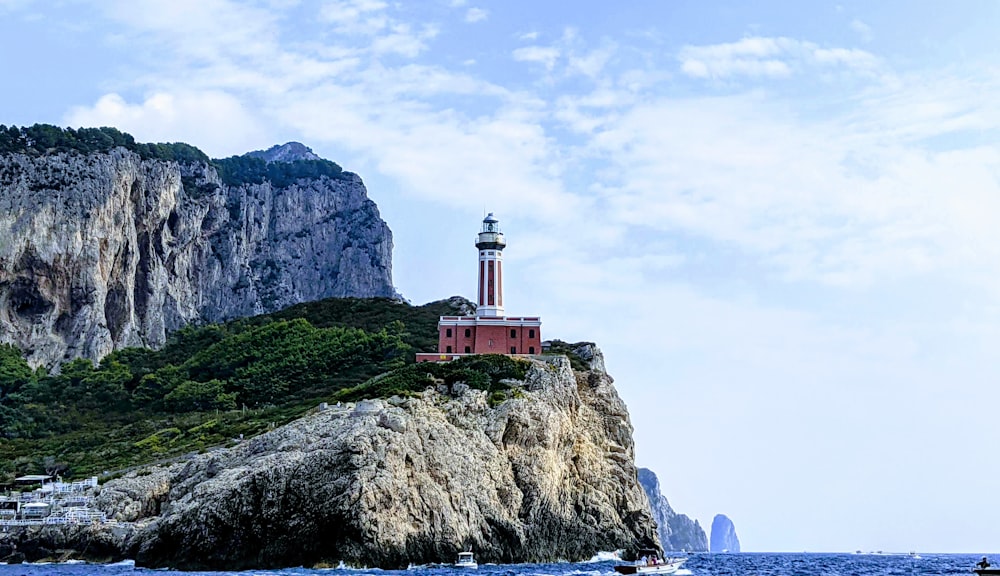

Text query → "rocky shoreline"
[0,348,659,569]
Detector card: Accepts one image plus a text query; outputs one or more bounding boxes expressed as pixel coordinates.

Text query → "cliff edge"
[0,142,394,367]
[637,468,707,552]
[2,348,660,569]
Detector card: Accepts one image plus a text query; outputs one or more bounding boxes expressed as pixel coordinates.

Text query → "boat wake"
[586,551,623,563]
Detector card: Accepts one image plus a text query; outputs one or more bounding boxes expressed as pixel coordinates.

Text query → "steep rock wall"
[83,353,659,570]
[637,468,707,552]
[0,148,393,367]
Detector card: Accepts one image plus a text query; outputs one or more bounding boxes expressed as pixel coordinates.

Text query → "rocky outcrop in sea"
[0,347,659,569]
[709,514,741,553]
[0,143,394,367]
[637,468,707,552]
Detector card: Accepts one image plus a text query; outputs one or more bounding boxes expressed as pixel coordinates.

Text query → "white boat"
[613,551,686,575]
[454,551,477,569]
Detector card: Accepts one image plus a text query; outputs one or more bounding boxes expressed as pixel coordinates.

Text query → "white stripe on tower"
[475,213,506,318]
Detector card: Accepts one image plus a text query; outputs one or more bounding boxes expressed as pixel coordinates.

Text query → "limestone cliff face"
[0,147,393,367]
[709,514,740,553]
[85,351,658,570]
[637,468,707,552]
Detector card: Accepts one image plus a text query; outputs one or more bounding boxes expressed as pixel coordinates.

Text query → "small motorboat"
[454,551,477,569]
[974,556,1000,575]
[613,550,686,575]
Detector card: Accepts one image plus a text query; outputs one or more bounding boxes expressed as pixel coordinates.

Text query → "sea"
[0,553,989,576]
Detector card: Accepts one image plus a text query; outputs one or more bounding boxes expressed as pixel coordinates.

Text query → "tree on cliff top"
[0,124,210,163]
[0,124,348,188]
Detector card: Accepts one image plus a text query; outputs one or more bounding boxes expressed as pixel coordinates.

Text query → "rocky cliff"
[0,350,659,569]
[0,143,394,367]
[709,514,740,553]
[637,468,707,552]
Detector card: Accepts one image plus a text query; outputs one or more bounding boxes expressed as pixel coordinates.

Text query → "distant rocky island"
[638,468,708,552]
[710,514,741,553]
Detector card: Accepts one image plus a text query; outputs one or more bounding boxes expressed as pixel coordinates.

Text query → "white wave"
[586,550,623,562]
[554,570,608,576]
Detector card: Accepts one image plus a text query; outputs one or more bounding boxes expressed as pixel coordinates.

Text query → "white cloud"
[0,0,32,10]
[512,45,561,70]
[813,47,877,69]
[319,0,389,35]
[274,83,578,222]
[464,7,488,23]
[518,31,538,41]
[371,23,438,57]
[103,0,280,62]
[65,92,269,157]
[679,36,879,79]
[566,78,1000,289]
[60,1,1000,295]
[851,18,873,42]
[567,43,615,78]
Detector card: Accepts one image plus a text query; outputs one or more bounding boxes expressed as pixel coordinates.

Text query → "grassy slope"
[0,296,587,481]
[0,298,457,480]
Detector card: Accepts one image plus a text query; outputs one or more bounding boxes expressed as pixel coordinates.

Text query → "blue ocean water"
[0,554,990,576]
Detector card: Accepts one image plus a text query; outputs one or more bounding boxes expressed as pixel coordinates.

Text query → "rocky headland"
[0,128,674,570]
[0,347,659,569]
[709,514,741,553]
[0,139,394,367]
[637,468,707,552]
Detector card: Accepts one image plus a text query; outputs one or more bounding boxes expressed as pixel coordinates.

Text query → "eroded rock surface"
[62,353,660,570]
[0,147,394,367]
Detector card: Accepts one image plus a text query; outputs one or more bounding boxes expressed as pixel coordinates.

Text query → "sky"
[2,0,1000,554]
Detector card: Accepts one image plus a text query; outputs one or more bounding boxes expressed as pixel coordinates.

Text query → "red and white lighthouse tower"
[476,213,505,317]
[416,213,542,362]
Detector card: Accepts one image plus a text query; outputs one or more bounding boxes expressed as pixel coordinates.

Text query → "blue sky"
[3,0,1000,553]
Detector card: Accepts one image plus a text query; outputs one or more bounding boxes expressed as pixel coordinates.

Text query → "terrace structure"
[416,214,542,362]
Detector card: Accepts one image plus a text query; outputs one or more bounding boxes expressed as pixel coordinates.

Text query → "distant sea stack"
[637,468,707,552]
[0,126,394,367]
[709,514,741,553]
[0,346,660,569]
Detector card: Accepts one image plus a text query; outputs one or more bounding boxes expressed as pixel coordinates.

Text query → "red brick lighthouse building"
[416,213,542,362]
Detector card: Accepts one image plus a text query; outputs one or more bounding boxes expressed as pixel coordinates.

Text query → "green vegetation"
[336,354,530,405]
[0,124,349,188]
[0,124,209,163]
[212,154,348,187]
[0,297,534,481]
[542,340,591,371]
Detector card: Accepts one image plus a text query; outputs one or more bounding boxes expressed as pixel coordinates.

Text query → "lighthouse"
[416,213,542,362]
[476,213,505,317]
